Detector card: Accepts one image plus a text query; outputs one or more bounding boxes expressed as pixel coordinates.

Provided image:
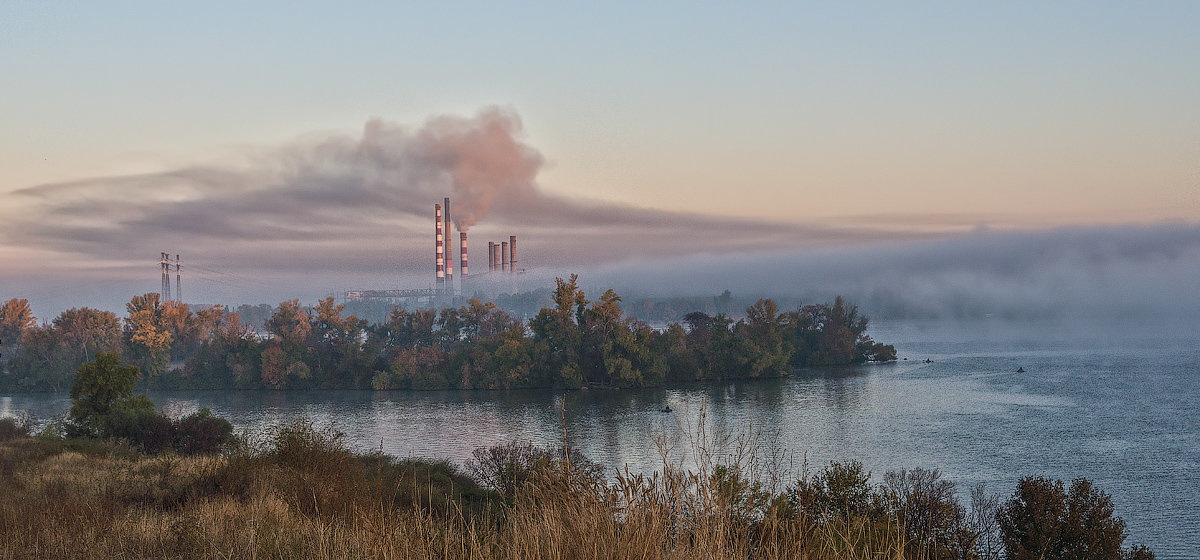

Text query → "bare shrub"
[882,467,970,559]
[0,413,33,441]
[466,439,604,502]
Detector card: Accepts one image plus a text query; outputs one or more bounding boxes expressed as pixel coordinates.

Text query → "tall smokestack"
[493,243,501,273]
[501,241,509,272]
[488,241,495,272]
[509,236,517,273]
[460,232,468,279]
[435,204,444,289]
[444,197,453,288]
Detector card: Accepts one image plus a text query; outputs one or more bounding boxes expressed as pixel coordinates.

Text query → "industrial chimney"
[460,232,468,279]
[487,241,495,272]
[501,241,509,272]
[509,236,517,273]
[444,197,453,289]
[435,204,444,289]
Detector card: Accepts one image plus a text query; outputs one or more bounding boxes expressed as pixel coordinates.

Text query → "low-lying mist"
[578,222,1200,326]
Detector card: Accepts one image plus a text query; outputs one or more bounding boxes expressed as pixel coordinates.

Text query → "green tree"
[738,299,791,377]
[581,289,635,386]
[68,351,152,438]
[530,275,588,388]
[791,460,880,524]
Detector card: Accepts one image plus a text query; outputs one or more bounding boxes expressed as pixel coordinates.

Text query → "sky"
[1,2,1198,319]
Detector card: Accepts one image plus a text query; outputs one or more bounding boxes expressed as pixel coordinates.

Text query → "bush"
[174,408,233,455]
[791,460,879,523]
[99,395,176,453]
[997,476,1142,560]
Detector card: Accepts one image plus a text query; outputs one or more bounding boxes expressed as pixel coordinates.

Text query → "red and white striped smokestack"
[501,241,509,272]
[443,197,453,288]
[435,204,444,287]
[509,235,517,273]
[460,232,468,278]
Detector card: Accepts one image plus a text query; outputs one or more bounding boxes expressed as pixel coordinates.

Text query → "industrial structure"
[435,203,444,290]
[444,197,453,287]
[159,252,182,302]
[345,196,521,305]
[154,195,519,308]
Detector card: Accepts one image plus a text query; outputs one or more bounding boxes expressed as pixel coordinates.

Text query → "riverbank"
[0,418,1153,560]
[0,429,903,559]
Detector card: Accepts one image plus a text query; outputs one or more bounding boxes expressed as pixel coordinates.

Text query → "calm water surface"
[3,320,1197,557]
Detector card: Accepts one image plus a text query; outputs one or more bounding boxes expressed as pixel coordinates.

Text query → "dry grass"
[0,428,925,560]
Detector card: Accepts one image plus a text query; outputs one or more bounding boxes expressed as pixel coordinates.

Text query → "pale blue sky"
[3,1,1197,222]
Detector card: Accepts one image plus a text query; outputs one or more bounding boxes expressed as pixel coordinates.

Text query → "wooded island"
[1,275,896,392]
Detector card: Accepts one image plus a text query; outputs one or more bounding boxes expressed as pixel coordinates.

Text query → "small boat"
[661,405,673,413]
[1016,367,1025,373]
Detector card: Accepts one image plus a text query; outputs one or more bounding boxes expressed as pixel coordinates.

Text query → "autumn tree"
[486,329,540,389]
[384,307,437,350]
[810,297,861,365]
[258,300,317,389]
[185,309,258,388]
[0,298,36,346]
[308,297,370,387]
[159,300,202,360]
[5,307,121,392]
[260,344,311,389]
[374,345,448,390]
[123,293,175,380]
[267,299,312,348]
[996,476,1137,560]
[56,307,123,364]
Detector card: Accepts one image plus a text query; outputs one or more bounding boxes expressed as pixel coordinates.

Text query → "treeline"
[0,275,895,392]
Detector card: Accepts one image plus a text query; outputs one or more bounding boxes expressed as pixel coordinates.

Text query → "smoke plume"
[0,106,905,278]
[415,112,541,231]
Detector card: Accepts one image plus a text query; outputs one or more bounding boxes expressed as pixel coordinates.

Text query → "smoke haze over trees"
[0,109,1197,325]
